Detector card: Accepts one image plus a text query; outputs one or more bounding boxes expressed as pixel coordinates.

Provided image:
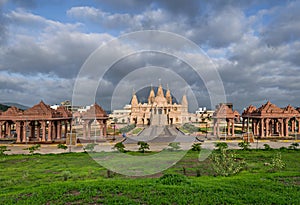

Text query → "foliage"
[57,144,68,150]
[191,143,202,151]
[137,141,150,153]
[215,142,228,151]
[61,170,71,181]
[158,173,189,185]
[263,144,272,150]
[167,142,181,151]
[181,123,199,133]
[112,142,125,153]
[23,144,41,154]
[269,152,285,172]
[119,124,136,133]
[83,143,97,152]
[288,142,299,150]
[238,141,251,150]
[0,146,10,155]
[210,149,245,176]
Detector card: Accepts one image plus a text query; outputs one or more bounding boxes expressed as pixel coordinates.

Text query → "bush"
[269,152,285,172]
[167,142,181,151]
[288,143,299,150]
[83,143,97,152]
[238,141,251,150]
[210,149,245,176]
[57,144,68,150]
[263,144,272,150]
[138,141,150,153]
[23,144,41,154]
[191,143,202,151]
[215,142,228,151]
[61,170,71,181]
[158,173,189,185]
[0,146,10,155]
[112,142,125,153]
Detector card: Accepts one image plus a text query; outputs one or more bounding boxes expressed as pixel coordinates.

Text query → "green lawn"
[0,149,299,204]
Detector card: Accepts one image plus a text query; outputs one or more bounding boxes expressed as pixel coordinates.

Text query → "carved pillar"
[41,121,46,142]
[278,119,284,137]
[7,122,11,137]
[275,120,278,134]
[265,118,270,137]
[260,118,265,137]
[52,121,57,140]
[22,121,28,142]
[16,121,21,143]
[0,122,3,138]
[64,121,68,138]
[284,118,289,137]
[291,119,295,133]
[48,121,52,141]
[213,119,217,136]
[297,118,300,134]
[57,121,61,139]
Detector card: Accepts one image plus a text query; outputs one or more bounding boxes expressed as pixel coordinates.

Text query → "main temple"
[130,84,189,126]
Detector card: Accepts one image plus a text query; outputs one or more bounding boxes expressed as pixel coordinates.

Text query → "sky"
[0,0,300,113]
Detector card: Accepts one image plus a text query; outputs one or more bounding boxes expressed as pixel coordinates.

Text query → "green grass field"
[0,149,299,204]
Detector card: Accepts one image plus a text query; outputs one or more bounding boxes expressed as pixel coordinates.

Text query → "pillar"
[291,119,295,133]
[253,120,257,136]
[52,121,57,140]
[265,119,270,137]
[22,121,28,142]
[64,121,68,137]
[57,121,61,139]
[30,122,35,139]
[0,122,3,138]
[41,121,46,142]
[48,121,52,141]
[103,121,107,137]
[260,118,265,137]
[279,119,284,137]
[227,119,231,135]
[16,121,21,143]
[242,118,245,132]
[284,118,289,137]
[217,119,220,137]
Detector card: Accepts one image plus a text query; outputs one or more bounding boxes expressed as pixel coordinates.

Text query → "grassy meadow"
[0,148,299,204]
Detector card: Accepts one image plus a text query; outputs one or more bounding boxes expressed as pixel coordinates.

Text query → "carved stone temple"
[130,84,189,126]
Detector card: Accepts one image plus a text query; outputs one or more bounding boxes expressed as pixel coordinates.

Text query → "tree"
[138,141,150,153]
[113,142,125,153]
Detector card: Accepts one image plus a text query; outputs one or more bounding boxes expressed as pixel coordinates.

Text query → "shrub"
[83,143,97,152]
[167,142,181,151]
[61,170,71,181]
[238,141,251,150]
[0,146,10,155]
[269,152,285,172]
[210,149,245,176]
[57,144,68,150]
[215,142,228,151]
[158,173,189,185]
[112,142,125,153]
[181,123,199,133]
[138,141,150,153]
[191,143,202,151]
[263,144,272,150]
[23,144,41,154]
[288,143,299,150]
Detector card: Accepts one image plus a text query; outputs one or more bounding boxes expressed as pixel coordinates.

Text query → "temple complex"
[242,101,300,137]
[0,101,72,143]
[212,103,240,137]
[130,84,189,126]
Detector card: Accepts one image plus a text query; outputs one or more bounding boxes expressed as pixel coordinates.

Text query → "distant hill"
[0,102,30,111]
[0,104,10,111]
